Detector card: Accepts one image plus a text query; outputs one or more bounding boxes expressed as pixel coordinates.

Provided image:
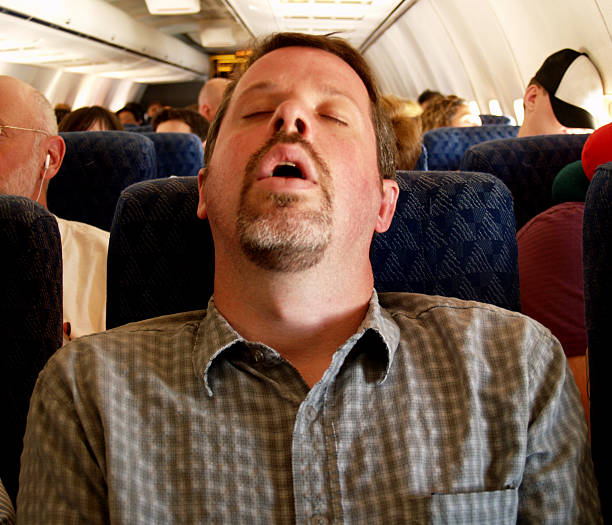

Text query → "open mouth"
[271,162,305,179]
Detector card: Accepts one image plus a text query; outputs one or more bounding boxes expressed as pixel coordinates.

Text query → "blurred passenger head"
[519,49,605,137]
[421,95,481,132]
[198,78,231,122]
[116,102,145,126]
[54,103,71,125]
[58,106,124,132]
[382,94,423,170]
[152,107,209,143]
[0,75,65,207]
[205,32,396,182]
[146,101,164,120]
[418,89,443,109]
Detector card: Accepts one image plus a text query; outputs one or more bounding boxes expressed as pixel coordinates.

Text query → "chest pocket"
[428,488,518,524]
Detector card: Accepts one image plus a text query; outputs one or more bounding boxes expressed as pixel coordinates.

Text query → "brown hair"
[58,106,123,132]
[382,94,423,170]
[204,32,396,181]
[420,95,468,133]
[152,107,209,141]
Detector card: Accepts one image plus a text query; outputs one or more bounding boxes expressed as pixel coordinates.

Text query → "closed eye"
[320,114,348,126]
[243,111,273,119]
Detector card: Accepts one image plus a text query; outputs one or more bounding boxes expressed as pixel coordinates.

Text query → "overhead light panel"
[144,0,200,15]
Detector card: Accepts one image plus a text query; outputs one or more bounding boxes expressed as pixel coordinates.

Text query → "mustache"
[243,130,330,186]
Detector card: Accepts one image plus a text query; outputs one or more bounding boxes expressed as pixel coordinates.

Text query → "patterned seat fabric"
[140,132,204,178]
[423,125,519,171]
[124,124,154,132]
[479,114,512,125]
[583,161,612,520]
[107,177,213,329]
[0,196,63,502]
[107,170,519,329]
[371,171,519,311]
[49,131,157,231]
[461,133,589,230]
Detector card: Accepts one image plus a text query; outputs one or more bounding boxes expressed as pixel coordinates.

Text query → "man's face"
[199,46,386,272]
[0,78,42,198]
[118,110,137,126]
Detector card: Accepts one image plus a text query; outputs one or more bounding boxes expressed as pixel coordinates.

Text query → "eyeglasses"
[0,124,50,136]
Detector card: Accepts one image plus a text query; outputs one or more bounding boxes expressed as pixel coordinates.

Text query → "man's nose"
[270,101,310,137]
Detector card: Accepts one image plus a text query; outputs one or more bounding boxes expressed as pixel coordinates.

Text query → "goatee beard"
[236,132,334,273]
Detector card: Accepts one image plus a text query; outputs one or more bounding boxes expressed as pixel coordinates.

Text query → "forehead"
[232,46,371,108]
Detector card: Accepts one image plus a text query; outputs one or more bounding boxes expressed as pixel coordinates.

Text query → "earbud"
[35,154,50,203]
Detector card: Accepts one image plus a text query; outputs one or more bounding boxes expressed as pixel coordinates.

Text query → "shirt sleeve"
[0,478,15,525]
[518,327,602,524]
[16,349,109,525]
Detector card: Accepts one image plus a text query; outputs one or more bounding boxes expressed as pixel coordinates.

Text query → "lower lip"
[255,176,316,192]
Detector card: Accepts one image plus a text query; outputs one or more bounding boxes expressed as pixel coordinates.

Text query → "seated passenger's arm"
[17,347,108,524]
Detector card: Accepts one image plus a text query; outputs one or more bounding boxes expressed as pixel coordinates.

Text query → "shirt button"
[310,515,328,525]
[305,406,317,421]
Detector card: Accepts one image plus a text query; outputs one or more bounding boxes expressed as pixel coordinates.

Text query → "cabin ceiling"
[102,0,251,53]
[102,0,406,52]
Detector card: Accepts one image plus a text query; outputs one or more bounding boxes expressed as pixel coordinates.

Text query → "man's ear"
[201,104,213,122]
[523,84,539,113]
[374,178,399,234]
[43,135,66,180]
[196,168,208,219]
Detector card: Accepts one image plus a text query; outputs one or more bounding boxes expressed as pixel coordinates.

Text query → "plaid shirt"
[0,479,14,525]
[18,292,601,524]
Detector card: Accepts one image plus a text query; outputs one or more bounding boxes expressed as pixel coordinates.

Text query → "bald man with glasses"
[0,75,109,342]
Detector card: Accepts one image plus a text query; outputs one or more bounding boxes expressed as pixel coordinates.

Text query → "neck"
[212,248,374,387]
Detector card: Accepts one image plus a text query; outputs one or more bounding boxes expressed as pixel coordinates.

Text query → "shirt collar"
[192,291,401,395]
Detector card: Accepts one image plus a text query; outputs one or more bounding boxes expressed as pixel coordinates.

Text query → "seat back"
[479,114,512,125]
[371,171,519,311]
[461,133,589,230]
[423,125,519,171]
[583,161,612,519]
[140,132,204,178]
[0,196,63,502]
[124,124,154,132]
[107,171,519,328]
[48,131,157,231]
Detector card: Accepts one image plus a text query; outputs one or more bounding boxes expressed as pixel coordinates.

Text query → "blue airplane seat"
[50,131,157,231]
[106,170,519,329]
[371,170,519,311]
[123,124,154,132]
[0,196,63,503]
[583,161,612,519]
[141,132,204,178]
[423,124,519,171]
[461,133,589,230]
[414,143,428,170]
[479,114,512,125]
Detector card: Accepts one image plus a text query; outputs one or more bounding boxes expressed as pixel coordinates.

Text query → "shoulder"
[517,202,584,240]
[379,291,560,361]
[380,291,527,323]
[39,311,206,389]
[55,216,110,243]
